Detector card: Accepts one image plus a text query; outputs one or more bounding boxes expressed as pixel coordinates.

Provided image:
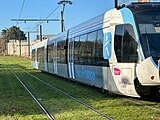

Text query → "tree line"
[1,26,26,41]
[0,26,27,55]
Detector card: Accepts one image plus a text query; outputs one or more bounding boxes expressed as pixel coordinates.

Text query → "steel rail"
[8,58,113,119]
[19,67,113,120]
[8,64,55,120]
[123,98,160,112]
[9,57,160,118]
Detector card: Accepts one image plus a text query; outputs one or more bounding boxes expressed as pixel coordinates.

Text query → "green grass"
[0,57,48,119]
[0,56,160,120]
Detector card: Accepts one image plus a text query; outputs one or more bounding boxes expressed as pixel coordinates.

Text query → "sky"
[0,0,115,41]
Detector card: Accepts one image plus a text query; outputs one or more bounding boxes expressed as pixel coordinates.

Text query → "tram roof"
[127,2,160,13]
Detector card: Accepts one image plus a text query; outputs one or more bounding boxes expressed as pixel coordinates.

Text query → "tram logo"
[103,32,112,59]
[114,68,121,75]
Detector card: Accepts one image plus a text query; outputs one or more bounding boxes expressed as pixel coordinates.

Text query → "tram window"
[61,41,66,63]
[79,34,87,65]
[74,37,80,64]
[57,43,60,63]
[31,49,36,61]
[46,47,48,63]
[41,47,44,62]
[47,44,54,63]
[73,30,110,66]
[114,24,138,63]
[37,47,44,62]
[114,25,123,62]
[37,48,40,62]
[37,49,39,62]
[57,41,66,63]
[53,43,57,62]
[87,31,97,65]
[95,30,109,66]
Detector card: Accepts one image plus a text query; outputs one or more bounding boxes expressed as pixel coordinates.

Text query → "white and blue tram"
[32,2,160,98]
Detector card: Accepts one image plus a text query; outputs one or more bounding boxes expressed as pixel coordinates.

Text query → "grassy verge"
[1,56,160,120]
[0,57,48,119]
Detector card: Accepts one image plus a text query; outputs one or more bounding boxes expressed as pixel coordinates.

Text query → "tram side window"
[53,43,57,62]
[31,49,36,61]
[57,42,60,63]
[95,30,109,66]
[114,24,138,63]
[74,37,80,64]
[37,47,44,62]
[57,41,66,63]
[41,47,45,62]
[47,44,54,63]
[87,31,97,65]
[79,34,87,65]
[76,32,97,65]
[73,30,109,66]
[37,48,40,62]
[42,47,45,62]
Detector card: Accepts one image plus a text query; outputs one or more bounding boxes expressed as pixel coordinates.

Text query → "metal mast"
[115,0,118,8]
[58,0,72,32]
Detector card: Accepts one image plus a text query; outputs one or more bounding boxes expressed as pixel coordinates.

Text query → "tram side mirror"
[103,32,112,59]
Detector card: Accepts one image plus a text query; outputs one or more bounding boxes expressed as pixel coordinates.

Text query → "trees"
[1,26,26,41]
[1,29,8,55]
[1,26,27,55]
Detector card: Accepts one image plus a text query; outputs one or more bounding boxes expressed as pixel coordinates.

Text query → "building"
[7,34,54,58]
[7,40,30,57]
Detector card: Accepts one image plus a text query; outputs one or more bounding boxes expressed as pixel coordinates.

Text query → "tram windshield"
[135,10,160,63]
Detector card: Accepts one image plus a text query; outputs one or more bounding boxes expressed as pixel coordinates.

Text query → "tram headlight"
[151,76,155,80]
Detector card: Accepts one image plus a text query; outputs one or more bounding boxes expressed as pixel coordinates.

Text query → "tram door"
[68,38,75,79]
[110,24,139,95]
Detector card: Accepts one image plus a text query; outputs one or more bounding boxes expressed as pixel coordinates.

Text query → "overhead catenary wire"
[30,5,61,32]
[15,1,60,32]
[17,0,26,26]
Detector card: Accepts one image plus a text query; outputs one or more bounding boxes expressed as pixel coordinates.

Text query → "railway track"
[123,98,160,112]
[15,58,160,114]
[3,56,160,119]
[6,61,55,120]
[7,58,113,120]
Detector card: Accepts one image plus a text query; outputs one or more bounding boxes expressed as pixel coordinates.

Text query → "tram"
[32,2,160,98]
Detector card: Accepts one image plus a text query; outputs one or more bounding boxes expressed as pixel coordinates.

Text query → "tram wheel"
[134,78,150,99]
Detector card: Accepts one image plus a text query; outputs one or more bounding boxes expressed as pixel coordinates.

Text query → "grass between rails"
[0,57,48,120]
[0,56,160,120]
